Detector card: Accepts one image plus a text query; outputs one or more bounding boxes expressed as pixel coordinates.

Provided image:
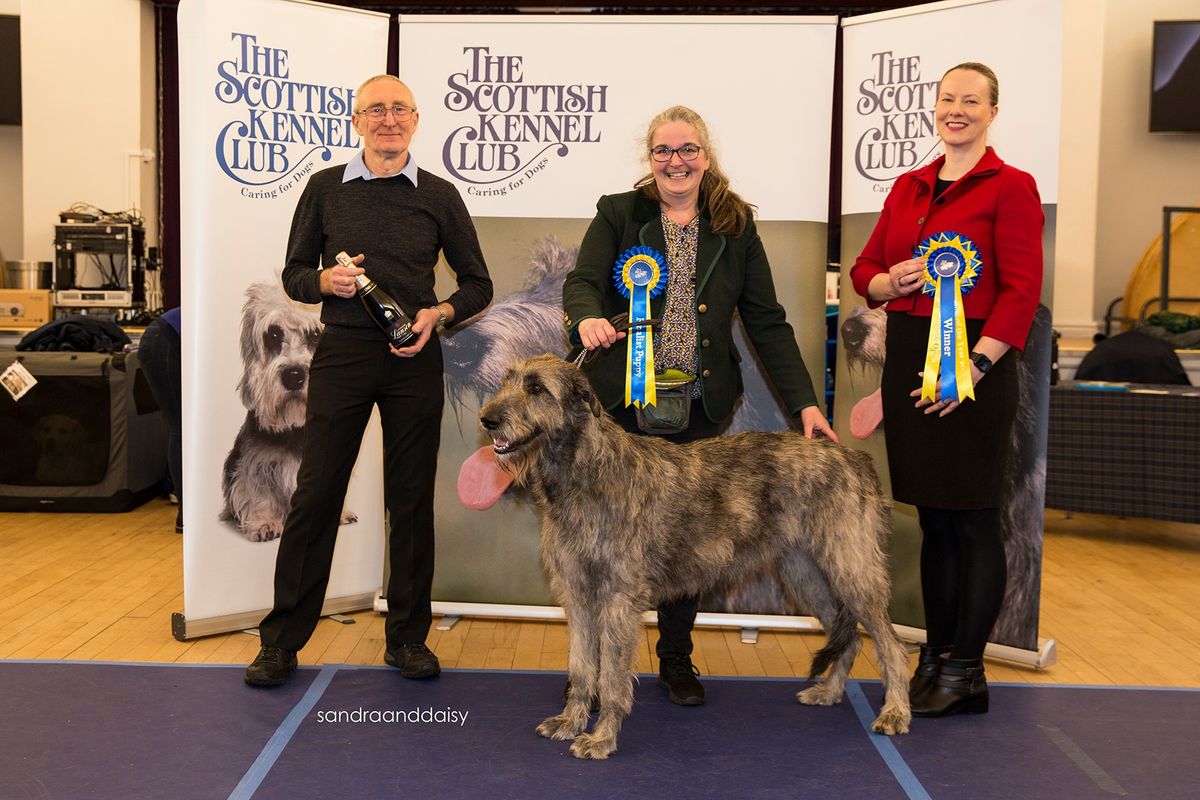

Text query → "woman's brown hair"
[634,105,755,237]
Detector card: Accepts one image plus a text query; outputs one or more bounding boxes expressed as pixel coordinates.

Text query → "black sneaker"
[244,645,297,687]
[384,642,441,679]
[657,655,705,705]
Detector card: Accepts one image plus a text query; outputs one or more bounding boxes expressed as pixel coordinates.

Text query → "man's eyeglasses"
[649,144,703,162]
[357,104,417,122]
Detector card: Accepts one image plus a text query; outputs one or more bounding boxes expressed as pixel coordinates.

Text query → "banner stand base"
[436,615,462,632]
[171,591,377,641]
[893,624,1058,669]
[371,599,1057,671]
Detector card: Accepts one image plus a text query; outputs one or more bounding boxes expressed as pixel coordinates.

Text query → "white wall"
[20,0,157,263]
[1091,0,1200,328]
[1053,0,1107,338]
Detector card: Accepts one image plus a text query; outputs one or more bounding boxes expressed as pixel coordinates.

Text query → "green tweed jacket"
[562,190,819,424]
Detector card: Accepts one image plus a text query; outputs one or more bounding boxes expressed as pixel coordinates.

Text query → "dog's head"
[238,281,322,432]
[840,305,886,370]
[478,355,602,483]
[33,414,85,455]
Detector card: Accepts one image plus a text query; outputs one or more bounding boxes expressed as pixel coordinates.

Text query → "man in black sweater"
[246,74,492,687]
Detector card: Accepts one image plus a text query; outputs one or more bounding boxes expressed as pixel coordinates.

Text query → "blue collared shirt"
[342,150,419,186]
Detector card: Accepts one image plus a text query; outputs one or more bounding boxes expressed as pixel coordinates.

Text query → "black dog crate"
[0,351,167,511]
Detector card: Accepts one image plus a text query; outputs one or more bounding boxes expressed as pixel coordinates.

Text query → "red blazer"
[849,147,1044,350]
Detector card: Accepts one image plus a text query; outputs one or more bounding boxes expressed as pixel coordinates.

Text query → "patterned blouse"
[657,211,701,397]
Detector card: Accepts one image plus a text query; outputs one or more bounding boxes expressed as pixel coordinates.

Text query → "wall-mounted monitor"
[1151,20,1200,133]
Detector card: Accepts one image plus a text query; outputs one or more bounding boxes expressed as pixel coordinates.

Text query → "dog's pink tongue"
[849,388,884,440]
[457,445,514,510]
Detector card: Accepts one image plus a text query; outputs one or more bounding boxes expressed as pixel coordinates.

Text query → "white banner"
[399,15,837,221]
[841,0,1062,213]
[837,0,1062,654]
[178,0,389,630]
[398,15,838,615]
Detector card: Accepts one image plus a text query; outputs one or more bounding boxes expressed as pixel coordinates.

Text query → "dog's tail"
[808,611,857,680]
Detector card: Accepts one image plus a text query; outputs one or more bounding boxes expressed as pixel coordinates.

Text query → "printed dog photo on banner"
[219,280,358,543]
[837,303,1052,651]
[436,231,830,617]
[442,236,790,435]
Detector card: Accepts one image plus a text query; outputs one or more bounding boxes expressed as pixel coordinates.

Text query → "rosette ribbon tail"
[613,246,667,409]
[917,231,981,404]
[625,283,656,408]
[922,273,975,403]
[951,277,975,401]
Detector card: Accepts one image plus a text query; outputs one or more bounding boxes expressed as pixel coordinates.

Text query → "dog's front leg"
[233,485,287,542]
[537,604,597,742]
[570,599,640,760]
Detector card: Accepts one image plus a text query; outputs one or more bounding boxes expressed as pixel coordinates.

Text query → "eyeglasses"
[357,104,416,122]
[649,144,703,162]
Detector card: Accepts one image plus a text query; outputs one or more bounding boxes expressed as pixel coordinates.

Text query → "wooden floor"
[1,497,1198,687]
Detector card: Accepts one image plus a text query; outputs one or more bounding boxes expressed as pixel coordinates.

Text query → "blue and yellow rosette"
[613,246,667,408]
[915,232,983,403]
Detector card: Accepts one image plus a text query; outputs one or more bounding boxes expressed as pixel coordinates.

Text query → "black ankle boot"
[911,658,988,717]
[909,644,951,702]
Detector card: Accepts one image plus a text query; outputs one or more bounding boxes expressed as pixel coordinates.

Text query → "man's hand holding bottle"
[322,252,365,298]
[333,251,419,351]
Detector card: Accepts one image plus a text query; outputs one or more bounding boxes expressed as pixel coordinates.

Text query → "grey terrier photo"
[479,355,911,760]
[443,236,783,436]
[442,237,575,412]
[221,281,356,542]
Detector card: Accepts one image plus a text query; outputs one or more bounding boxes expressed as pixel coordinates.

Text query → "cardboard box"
[0,289,53,327]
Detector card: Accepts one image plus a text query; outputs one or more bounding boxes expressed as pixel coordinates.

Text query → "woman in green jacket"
[562,105,836,706]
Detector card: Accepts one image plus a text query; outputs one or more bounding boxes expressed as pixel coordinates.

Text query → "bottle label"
[389,324,415,346]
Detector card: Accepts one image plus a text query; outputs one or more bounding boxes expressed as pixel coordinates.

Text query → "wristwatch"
[970,351,993,375]
[432,304,449,333]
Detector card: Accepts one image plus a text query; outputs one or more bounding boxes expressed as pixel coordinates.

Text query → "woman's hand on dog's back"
[321,253,365,299]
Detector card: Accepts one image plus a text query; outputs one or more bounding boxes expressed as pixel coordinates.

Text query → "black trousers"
[258,330,444,652]
[916,506,1007,661]
[609,398,725,659]
[137,318,182,503]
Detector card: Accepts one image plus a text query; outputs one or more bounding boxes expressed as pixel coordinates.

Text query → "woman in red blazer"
[850,63,1043,718]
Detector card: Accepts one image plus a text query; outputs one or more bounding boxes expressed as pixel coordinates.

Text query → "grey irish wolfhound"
[479,355,911,760]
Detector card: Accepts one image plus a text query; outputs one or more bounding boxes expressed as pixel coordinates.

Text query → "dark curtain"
[156,3,180,310]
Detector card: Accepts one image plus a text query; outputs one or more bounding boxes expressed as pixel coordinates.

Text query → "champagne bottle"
[335,251,416,347]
